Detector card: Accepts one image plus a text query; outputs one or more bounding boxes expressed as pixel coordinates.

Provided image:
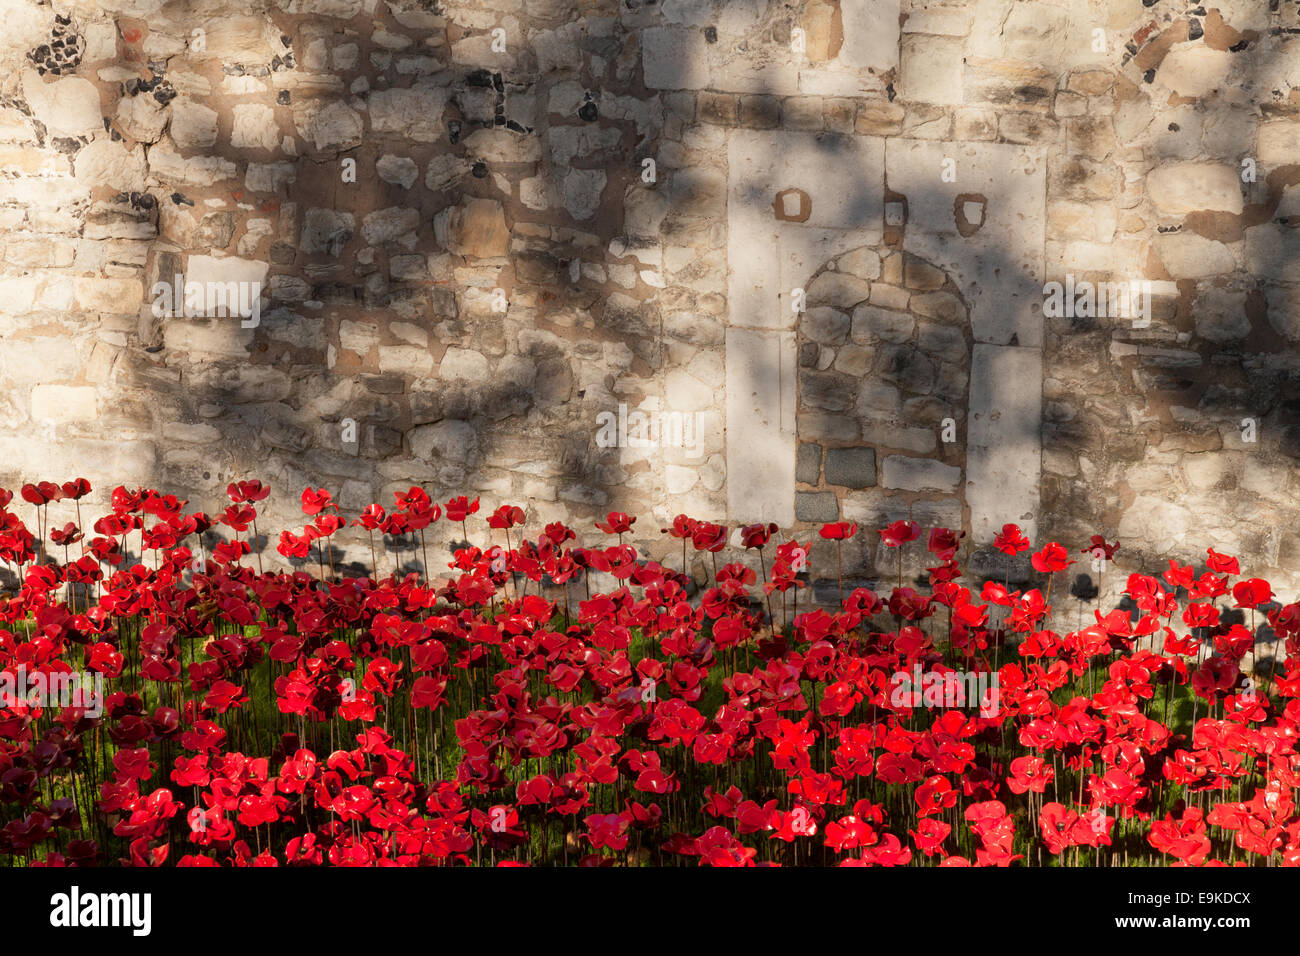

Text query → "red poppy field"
[0,478,1296,867]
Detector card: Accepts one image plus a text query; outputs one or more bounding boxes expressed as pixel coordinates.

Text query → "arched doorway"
[722,130,1046,546]
[794,244,971,545]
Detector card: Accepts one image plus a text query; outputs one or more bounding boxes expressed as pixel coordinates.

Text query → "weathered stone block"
[881,455,960,492]
[825,447,877,488]
[31,385,96,423]
[796,442,822,484]
[795,491,839,522]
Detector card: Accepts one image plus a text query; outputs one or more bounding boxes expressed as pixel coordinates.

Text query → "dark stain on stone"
[954,193,987,238]
[1184,210,1244,243]
[773,187,811,222]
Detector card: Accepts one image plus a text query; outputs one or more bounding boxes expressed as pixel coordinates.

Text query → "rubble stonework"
[0,0,1297,597]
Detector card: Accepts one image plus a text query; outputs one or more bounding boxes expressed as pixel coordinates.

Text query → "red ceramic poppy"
[878,520,920,548]
[819,521,857,540]
[993,522,1030,555]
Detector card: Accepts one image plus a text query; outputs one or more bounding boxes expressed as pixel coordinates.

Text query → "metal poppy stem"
[837,540,844,607]
[251,515,263,573]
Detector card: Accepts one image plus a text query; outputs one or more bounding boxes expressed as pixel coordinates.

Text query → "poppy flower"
[1232,578,1272,610]
[993,523,1030,555]
[915,776,957,817]
[1031,542,1073,574]
[1082,535,1119,561]
[825,814,876,852]
[1039,803,1079,855]
[1007,756,1052,795]
[1214,624,1254,659]
[48,523,82,546]
[663,514,699,539]
[541,521,576,547]
[1148,808,1211,865]
[300,487,335,515]
[691,522,728,552]
[855,833,912,866]
[445,496,480,522]
[772,806,818,841]
[32,481,67,505]
[276,531,311,559]
[819,522,857,540]
[583,812,630,851]
[1163,559,1196,590]
[878,520,920,548]
[1206,548,1240,575]
[59,478,92,501]
[227,480,270,503]
[909,818,950,856]
[594,512,635,535]
[927,527,964,560]
[6,478,1300,869]
[488,505,526,530]
[739,522,777,549]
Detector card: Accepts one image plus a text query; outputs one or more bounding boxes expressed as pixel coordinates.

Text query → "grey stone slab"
[725,327,796,524]
[796,442,823,484]
[880,455,960,491]
[884,138,1046,348]
[838,0,901,72]
[796,490,840,522]
[825,446,877,488]
[966,343,1042,543]
[727,131,886,333]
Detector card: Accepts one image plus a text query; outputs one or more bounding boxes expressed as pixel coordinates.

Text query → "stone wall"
[0,0,1298,595]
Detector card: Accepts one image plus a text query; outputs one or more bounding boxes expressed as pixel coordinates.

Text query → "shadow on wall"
[7,0,1297,603]
[1038,9,1300,584]
[4,0,1037,582]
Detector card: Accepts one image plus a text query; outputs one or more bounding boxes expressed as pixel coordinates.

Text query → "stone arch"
[794,245,971,539]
